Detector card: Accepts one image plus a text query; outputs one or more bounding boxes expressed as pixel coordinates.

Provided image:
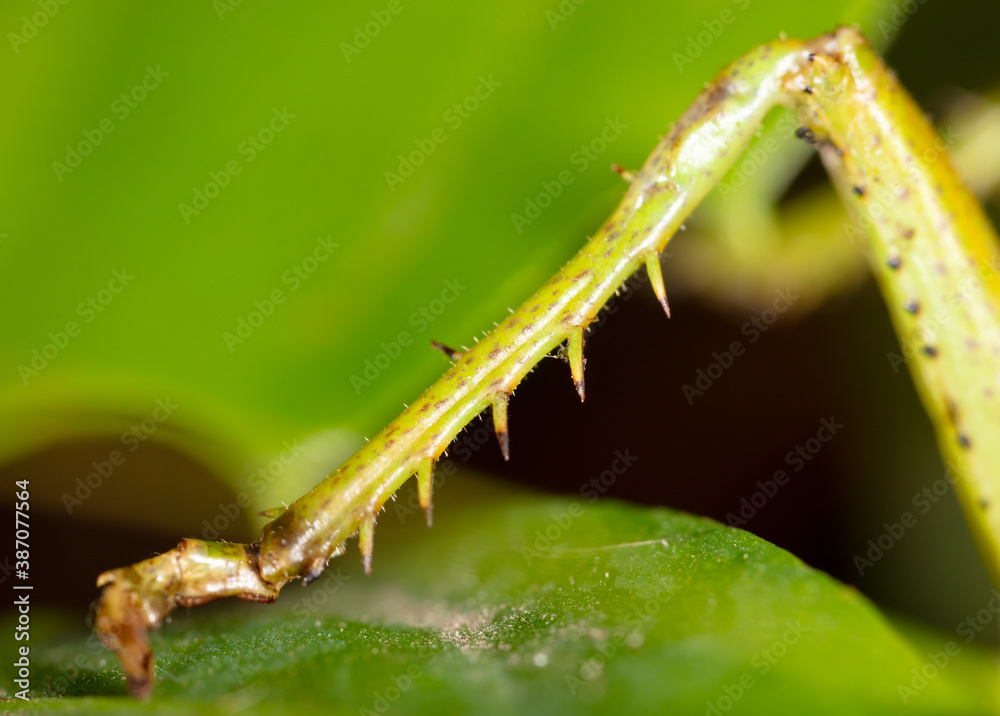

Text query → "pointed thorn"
[568,327,585,402]
[611,163,635,182]
[646,254,670,318]
[417,459,434,526]
[493,393,510,462]
[431,340,464,362]
[359,513,375,575]
[258,506,285,519]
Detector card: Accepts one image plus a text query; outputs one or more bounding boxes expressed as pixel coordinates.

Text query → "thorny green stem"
[96,27,1000,697]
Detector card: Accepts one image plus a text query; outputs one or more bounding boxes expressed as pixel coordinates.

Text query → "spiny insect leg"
[95,539,281,697]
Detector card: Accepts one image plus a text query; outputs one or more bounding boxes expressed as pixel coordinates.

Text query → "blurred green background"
[2,0,1000,711]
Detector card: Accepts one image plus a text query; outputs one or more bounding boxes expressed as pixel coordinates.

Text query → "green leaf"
[8,481,999,714]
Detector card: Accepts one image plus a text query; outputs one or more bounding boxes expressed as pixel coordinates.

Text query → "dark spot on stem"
[958,433,972,449]
[795,127,816,144]
[852,186,865,197]
[887,255,902,270]
[923,345,938,358]
[904,300,920,314]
